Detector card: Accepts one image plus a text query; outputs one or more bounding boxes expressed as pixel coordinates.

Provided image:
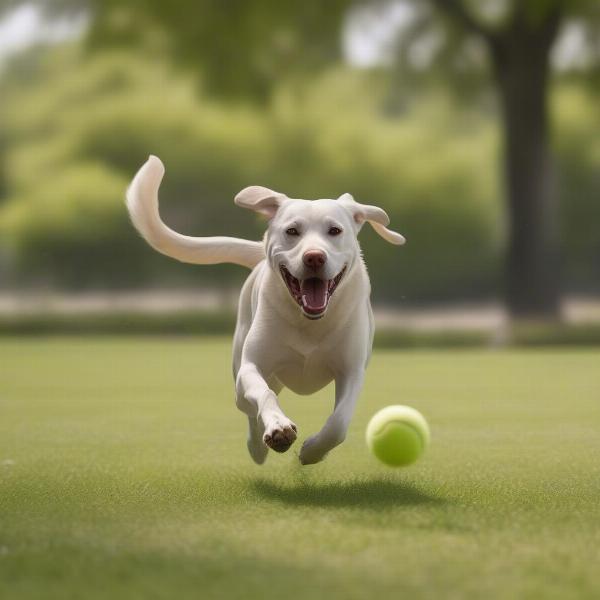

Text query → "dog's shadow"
[251,477,443,509]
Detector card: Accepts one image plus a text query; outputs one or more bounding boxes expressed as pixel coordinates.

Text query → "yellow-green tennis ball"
[366,405,430,467]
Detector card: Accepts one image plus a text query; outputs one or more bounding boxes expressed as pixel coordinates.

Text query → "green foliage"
[553,84,600,290]
[84,0,352,102]
[0,42,598,300]
[0,45,503,299]
[0,163,142,288]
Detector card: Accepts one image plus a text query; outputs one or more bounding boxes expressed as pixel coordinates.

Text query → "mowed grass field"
[1,337,599,599]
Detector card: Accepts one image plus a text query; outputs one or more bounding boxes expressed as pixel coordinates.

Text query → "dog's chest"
[275,357,333,395]
[273,331,339,395]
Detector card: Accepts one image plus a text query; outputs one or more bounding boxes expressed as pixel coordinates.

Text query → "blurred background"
[0,0,599,342]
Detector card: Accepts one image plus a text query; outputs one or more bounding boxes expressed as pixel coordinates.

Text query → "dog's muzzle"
[279,265,346,319]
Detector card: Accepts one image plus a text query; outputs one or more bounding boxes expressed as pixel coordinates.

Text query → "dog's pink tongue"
[301,278,329,314]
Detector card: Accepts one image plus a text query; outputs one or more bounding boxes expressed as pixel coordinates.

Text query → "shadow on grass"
[251,477,444,509]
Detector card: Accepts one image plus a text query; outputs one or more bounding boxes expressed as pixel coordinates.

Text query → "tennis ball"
[366,405,430,467]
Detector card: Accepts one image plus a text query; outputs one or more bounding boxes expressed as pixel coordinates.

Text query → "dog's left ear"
[235,186,287,219]
[337,193,405,245]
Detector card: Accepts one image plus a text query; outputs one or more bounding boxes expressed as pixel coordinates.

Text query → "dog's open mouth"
[279,265,347,319]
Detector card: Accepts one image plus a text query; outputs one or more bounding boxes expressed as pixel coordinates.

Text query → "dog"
[127,156,404,464]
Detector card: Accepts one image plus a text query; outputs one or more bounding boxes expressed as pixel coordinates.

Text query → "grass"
[1,337,599,599]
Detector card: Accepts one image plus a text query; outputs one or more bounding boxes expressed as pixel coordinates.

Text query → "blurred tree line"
[0,1,599,311]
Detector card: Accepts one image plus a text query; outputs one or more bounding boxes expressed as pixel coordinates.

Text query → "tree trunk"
[491,33,561,320]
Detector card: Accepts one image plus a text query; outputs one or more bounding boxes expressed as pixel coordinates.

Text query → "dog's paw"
[299,436,328,465]
[263,417,297,453]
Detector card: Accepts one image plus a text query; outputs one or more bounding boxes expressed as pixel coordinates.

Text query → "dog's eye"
[328,226,342,236]
[285,227,300,236]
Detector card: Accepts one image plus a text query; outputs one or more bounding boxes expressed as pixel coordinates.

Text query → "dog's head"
[235,187,405,320]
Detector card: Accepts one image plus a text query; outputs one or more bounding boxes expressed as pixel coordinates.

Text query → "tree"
[432,1,563,318]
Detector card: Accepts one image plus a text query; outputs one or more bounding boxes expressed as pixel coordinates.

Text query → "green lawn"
[1,338,599,599]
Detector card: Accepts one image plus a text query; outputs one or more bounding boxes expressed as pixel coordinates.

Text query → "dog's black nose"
[303,250,327,270]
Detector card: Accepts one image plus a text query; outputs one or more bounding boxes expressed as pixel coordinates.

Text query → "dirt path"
[0,291,598,331]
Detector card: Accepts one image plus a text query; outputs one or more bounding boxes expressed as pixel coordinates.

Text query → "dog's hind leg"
[245,416,268,465]
[236,365,297,456]
[239,378,283,465]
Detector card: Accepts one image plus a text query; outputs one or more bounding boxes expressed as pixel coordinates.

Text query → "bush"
[0,163,143,288]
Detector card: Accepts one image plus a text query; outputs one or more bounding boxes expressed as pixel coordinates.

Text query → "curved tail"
[126,156,265,269]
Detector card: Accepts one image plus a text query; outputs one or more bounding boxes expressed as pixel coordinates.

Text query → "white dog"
[127,156,404,465]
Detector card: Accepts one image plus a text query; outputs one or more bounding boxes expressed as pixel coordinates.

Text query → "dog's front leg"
[299,372,364,465]
[236,363,297,457]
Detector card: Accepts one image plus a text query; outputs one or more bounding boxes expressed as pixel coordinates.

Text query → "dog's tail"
[126,156,265,269]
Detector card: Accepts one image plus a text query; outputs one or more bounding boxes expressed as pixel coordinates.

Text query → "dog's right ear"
[234,186,287,219]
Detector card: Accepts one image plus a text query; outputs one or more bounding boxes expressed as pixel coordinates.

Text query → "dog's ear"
[337,193,405,245]
[235,186,287,219]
